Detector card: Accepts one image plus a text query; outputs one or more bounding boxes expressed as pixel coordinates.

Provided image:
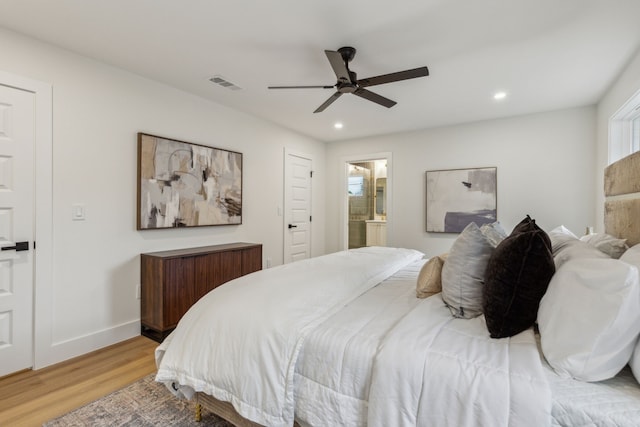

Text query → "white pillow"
[580,233,628,259]
[553,239,609,269]
[549,224,608,269]
[538,258,640,382]
[548,225,579,253]
[620,244,640,384]
[480,221,507,248]
[620,242,640,267]
[441,222,494,319]
[631,340,640,384]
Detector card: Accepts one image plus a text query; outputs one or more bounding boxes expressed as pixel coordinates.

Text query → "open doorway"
[346,158,388,249]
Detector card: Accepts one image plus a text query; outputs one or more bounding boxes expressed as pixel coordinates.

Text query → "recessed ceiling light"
[493,91,507,100]
[334,122,343,129]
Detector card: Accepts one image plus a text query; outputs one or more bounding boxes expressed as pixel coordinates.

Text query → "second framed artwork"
[425,167,497,233]
[137,133,243,230]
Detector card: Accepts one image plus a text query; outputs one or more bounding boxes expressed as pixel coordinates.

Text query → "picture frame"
[137,133,243,230]
[425,167,497,233]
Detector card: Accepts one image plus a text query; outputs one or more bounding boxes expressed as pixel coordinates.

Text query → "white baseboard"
[34,320,141,369]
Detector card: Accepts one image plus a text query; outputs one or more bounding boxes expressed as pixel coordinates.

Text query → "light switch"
[72,203,86,221]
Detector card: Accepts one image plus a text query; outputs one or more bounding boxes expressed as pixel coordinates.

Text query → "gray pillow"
[480,221,508,248]
[441,222,494,318]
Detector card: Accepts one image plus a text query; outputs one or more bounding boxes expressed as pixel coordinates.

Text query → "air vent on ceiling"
[209,75,242,91]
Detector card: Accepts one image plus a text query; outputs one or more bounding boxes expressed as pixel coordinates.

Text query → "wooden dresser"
[140,242,262,342]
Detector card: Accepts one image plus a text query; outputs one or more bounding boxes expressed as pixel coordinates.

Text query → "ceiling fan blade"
[268,85,334,89]
[314,92,343,113]
[325,50,351,83]
[357,66,429,87]
[353,88,396,108]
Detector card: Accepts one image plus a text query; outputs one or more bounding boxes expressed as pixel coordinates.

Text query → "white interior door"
[284,152,312,263]
[0,84,35,377]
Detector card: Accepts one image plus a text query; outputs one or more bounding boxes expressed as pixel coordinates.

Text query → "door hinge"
[310,215,312,222]
[310,171,313,178]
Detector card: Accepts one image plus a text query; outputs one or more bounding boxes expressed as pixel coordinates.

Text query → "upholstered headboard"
[604,150,640,246]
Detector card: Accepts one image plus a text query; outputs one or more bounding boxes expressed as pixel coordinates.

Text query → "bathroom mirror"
[375,178,386,215]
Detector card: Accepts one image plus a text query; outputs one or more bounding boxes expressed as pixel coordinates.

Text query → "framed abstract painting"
[137,133,242,230]
[425,167,497,233]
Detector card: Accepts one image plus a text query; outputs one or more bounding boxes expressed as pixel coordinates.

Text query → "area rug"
[43,374,234,426]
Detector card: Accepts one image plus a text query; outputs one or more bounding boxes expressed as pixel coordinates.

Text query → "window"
[632,114,640,153]
[610,89,640,163]
[348,176,364,196]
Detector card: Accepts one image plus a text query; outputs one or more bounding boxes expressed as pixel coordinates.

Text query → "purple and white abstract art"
[426,167,497,233]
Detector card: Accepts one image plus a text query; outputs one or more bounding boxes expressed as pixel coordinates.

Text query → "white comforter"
[294,260,427,426]
[155,246,423,427]
[294,261,552,427]
[368,297,551,427]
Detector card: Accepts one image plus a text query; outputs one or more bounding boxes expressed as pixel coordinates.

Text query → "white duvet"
[294,261,552,427]
[155,246,423,427]
[368,297,551,427]
[294,260,427,426]
[545,358,640,426]
[156,247,552,427]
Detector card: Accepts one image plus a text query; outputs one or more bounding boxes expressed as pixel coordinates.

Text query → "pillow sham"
[620,243,640,266]
[553,239,609,269]
[480,221,508,248]
[621,244,640,384]
[580,233,628,259]
[538,258,640,382]
[416,254,447,298]
[483,216,555,338]
[548,225,608,269]
[548,225,579,253]
[631,340,640,385]
[441,222,494,319]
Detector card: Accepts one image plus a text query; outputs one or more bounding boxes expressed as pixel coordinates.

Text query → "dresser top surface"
[141,242,261,258]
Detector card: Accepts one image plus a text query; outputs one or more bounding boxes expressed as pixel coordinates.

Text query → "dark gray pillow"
[483,216,555,338]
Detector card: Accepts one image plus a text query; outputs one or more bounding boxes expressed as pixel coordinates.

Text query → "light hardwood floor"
[0,336,158,427]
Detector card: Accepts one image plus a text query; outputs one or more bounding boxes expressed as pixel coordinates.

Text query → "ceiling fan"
[268,46,429,113]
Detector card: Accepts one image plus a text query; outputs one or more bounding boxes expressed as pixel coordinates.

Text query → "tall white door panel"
[284,152,312,263]
[0,84,35,377]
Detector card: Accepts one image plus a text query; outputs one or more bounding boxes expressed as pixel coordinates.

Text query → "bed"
[155,151,640,427]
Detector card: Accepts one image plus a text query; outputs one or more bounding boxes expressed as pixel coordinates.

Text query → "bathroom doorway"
[345,157,389,249]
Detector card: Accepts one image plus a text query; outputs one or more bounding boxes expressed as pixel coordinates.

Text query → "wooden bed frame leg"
[195,402,202,422]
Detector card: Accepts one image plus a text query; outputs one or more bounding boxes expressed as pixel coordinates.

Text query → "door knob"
[288,224,298,229]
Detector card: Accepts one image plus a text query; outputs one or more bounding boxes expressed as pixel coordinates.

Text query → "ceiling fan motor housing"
[338,46,356,63]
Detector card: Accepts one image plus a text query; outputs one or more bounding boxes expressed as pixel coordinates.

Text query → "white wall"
[0,27,326,367]
[2,21,626,368]
[596,48,640,230]
[325,107,597,256]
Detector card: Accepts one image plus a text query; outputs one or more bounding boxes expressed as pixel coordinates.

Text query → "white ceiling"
[1,0,640,142]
